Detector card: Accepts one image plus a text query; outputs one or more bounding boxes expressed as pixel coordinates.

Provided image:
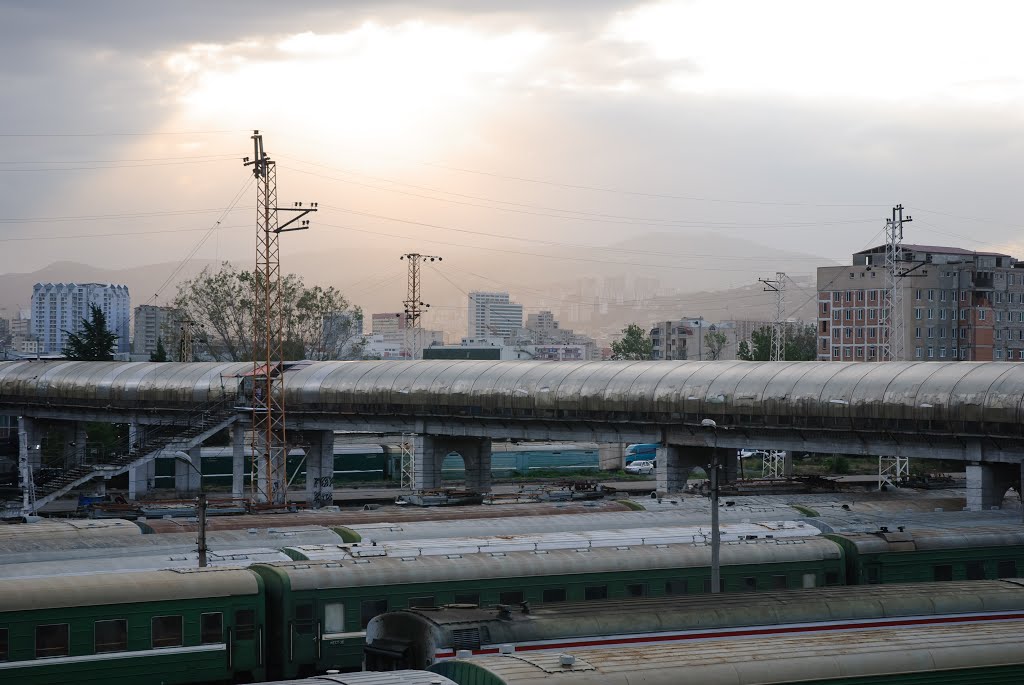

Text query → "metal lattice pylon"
[761,450,786,479]
[400,253,441,359]
[400,433,415,491]
[879,455,909,489]
[760,272,786,361]
[881,205,912,361]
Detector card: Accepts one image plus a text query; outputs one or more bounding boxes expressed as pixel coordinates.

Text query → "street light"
[171,451,207,568]
[700,418,721,594]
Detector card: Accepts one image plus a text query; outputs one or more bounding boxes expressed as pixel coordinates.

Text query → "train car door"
[288,600,319,672]
[229,607,264,680]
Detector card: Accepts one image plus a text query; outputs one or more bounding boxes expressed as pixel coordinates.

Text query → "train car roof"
[0,547,292,579]
[139,501,634,534]
[832,526,1024,552]
[340,508,808,542]
[287,521,819,560]
[0,567,260,612]
[373,579,1024,641]
[0,518,141,541]
[261,672,456,685]
[255,537,841,592]
[429,622,1024,685]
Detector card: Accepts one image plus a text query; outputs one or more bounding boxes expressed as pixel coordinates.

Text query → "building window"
[846,291,852,302]
[915,289,922,300]
[200,613,223,645]
[940,290,947,302]
[996,349,1003,360]
[915,327,922,339]
[914,308,922,320]
[960,309,968,321]
[845,310,852,321]
[152,616,183,649]
[856,309,864,320]
[855,328,864,337]
[36,624,69,659]
[915,347,923,359]
[927,308,934,319]
[979,309,987,320]
[833,292,841,302]
[361,599,389,629]
[939,348,946,358]
[543,588,567,602]
[927,347,934,358]
[927,289,934,300]
[832,310,841,321]
[927,328,934,339]
[832,346,840,358]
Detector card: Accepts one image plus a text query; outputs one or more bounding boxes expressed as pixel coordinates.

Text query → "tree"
[737,323,817,361]
[704,329,728,360]
[149,337,168,362]
[63,305,117,360]
[173,262,367,362]
[611,323,653,360]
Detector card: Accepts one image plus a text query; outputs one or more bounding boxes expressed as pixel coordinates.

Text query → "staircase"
[26,398,240,514]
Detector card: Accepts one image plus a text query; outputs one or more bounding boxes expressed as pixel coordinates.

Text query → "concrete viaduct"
[1,359,1022,513]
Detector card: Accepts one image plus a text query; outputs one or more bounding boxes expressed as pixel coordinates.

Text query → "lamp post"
[700,418,721,593]
[172,451,207,568]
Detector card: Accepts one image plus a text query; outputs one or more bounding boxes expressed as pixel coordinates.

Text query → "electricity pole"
[760,272,786,361]
[242,130,317,505]
[882,204,912,362]
[400,253,442,359]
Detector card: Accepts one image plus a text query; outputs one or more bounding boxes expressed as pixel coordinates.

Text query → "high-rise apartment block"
[817,245,1021,362]
[31,283,131,355]
[132,305,178,358]
[468,291,523,340]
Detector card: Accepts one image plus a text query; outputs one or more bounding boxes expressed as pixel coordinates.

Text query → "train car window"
[997,560,1018,578]
[933,564,954,582]
[295,603,314,635]
[626,583,647,598]
[966,561,986,580]
[771,575,788,590]
[742,577,757,592]
[94,619,128,653]
[453,593,480,606]
[703,578,724,593]
[152,616,183,648]
[200,613,223,644]
[409,596,435,608]
[0,628,7,661]
[825,571,841,586]
[499,591,524,605]
[324,603,345,634]
[361,599,389,629]
[542,588,567,603]
[36,624,69,658]
[664,579,686,595]
[866,567,880,585]
[584,586,608,601]
[235,610,256,641]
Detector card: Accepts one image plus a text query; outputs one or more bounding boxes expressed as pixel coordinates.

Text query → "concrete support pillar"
[966,462,1019,511]
[73,422,87,466]
[599,443,626,470]
[128,459,155,500]
[175,446,202,497]
[457,439,492,494]
[655,445,712,495]
[412,435,443,491]
[304,431,335,509]
[231,423,246,500]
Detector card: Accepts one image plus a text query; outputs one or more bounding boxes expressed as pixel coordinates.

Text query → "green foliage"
[704,330,728,360]
[737,322,817,361]
[63,305,118,361]
[790,503,820,517]
[173,262,367,362]
[611,323,653,360]
[832,455,851,474]
[149,337,168,362]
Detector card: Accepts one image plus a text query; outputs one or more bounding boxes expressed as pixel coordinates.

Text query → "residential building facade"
[132,305,178,359]
[650,318,737,361]
[31,282,131,355]
[817,245,1021,362]
[468,291,523,340]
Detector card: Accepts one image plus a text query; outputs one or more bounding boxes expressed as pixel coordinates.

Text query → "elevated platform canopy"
[1,360,1023,434]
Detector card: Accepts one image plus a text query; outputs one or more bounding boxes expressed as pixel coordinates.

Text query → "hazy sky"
[2,1,1022,309]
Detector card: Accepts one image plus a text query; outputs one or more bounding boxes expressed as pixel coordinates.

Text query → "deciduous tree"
[611,323,653,360]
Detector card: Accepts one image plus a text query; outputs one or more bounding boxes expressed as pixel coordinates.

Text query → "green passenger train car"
[0,568,266,684]
[250,536,845,677]
[825,528,1024,585]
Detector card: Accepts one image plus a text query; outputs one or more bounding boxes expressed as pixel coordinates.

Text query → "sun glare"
[166,22,547,156]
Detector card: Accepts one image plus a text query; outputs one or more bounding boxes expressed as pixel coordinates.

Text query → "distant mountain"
[0,232,832,343]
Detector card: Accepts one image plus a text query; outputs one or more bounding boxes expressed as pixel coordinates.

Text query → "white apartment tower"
[468,291,523,340]
[32,283,131,355]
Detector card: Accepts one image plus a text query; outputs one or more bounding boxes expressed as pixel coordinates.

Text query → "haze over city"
[2,0,1023,344]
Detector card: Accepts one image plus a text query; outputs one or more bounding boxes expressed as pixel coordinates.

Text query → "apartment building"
[31,282,131,355]
[817,244,1021,362]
